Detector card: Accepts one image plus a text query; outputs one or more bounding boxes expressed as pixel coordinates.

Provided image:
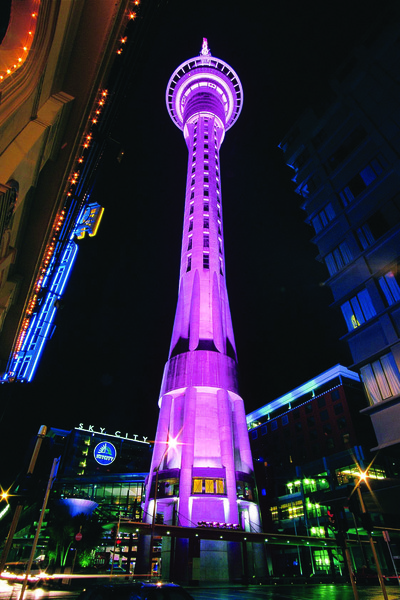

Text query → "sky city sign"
[94,441,117,465]
[76,424,149,444]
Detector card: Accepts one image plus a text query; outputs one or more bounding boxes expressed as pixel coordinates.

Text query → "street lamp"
[354,471,388,600]
[149,436,179,576]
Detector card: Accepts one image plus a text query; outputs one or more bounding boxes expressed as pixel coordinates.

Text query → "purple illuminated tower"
[143,40,261,580]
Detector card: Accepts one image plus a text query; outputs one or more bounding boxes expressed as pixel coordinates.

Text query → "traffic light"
[327,505,348,532]
[327,506,337,529]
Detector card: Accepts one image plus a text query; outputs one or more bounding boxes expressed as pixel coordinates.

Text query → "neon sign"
[76,424,149,444]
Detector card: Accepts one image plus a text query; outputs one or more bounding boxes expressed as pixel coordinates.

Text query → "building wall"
[279,13,400,451]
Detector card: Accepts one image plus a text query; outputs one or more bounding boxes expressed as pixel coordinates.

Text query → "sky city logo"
[94,441,117,465]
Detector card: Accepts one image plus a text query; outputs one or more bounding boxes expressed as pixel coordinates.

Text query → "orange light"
[129,12,137,19]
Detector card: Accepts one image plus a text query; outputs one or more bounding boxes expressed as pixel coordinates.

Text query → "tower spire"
[200,37,211,56]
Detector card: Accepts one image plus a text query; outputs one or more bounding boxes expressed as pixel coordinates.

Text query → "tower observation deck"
[142,40,261,582]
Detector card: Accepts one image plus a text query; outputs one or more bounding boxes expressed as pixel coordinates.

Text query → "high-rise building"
[141,39,261,581]
[278,13,400,454]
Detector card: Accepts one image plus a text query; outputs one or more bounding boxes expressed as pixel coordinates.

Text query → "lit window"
[341,289,376,331]
[312,203,335,234]
[205,479,213,493]
[379,271,400,306]
[324,241,353,275]
[360,352,400,405]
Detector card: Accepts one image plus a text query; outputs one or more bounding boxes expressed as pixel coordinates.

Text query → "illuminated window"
[192,478,226,495]
[360,352,400,405]
[379,271,400,306]
[205,479,214,493]
[270,506,279,522]
[312,203,335,234]
[324,241,353,275]
[341,289,376,331]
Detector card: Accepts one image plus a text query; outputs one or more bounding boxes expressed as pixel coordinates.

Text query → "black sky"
[2,0,386,486]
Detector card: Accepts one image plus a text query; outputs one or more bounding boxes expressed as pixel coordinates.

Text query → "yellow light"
[359,471,367,481]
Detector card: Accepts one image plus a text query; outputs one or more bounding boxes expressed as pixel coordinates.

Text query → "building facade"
[247,365,400,579]
[140,40,262,583]
[0,0,133,381]
[278,15,400,453]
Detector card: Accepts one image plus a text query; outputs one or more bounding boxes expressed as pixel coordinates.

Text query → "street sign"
[75,532,83,541]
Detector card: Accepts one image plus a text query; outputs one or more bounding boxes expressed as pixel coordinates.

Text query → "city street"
[1,581,400,600]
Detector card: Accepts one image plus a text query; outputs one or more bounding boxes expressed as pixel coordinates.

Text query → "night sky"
[2,0,384,486]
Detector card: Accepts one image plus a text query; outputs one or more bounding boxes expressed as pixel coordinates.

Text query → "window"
[204,164,209,171]
[190,192,194,199]
[325,127,366,173]
[334,403,344,415]
[204,153,209,160]
[312,203,335,234]
[191,179,195,186]
[261,425,267,435]
[204,176,209,183]
[187,237,192,251]
[317,396,326,408]
[186,256,192,272]
[203,202,209,211]
[219,257,223,275]
[282,415,289,426]
[379,271,400,305]
[203,217,209,229]
[320,410,329,421]
[331,389,340,401]
[189,204,194,215]
[192,478,226,495]
[341,289,376,331]
[270,420,278,431]
[203,234,209,248]
[339,155,388,206]
[203,254,209,269]
[204,189,209,197]
[188,219,193,232]
[357,211,390,249]
[325,241,353,275]
[251,429,258,440]
[360,353,400,405]
[192,167,195,174]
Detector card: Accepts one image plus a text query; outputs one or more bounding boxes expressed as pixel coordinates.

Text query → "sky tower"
[142,40,262,581]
